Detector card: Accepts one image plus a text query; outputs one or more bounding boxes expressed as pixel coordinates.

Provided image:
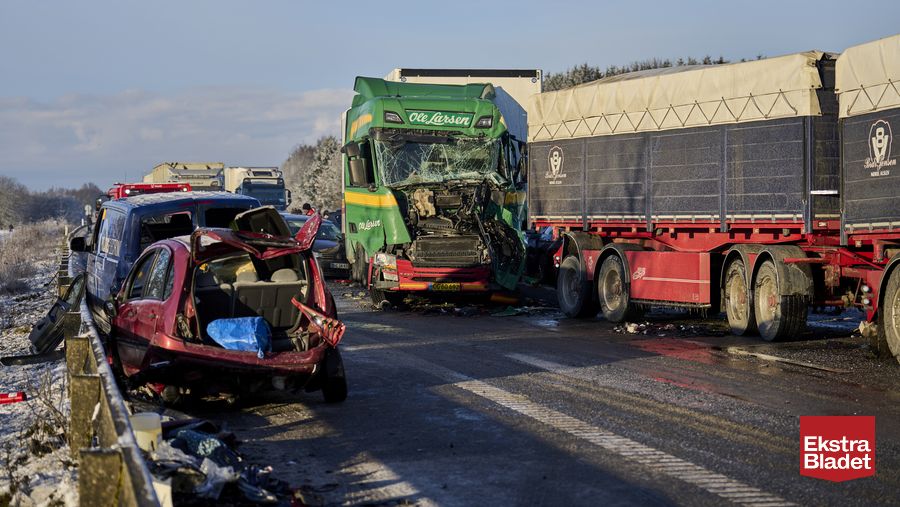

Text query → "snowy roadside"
[0,225,78,506]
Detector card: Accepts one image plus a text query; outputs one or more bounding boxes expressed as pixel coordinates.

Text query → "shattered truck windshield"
[374,137,500,187]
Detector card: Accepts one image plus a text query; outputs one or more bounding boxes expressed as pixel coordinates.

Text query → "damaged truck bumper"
[373,259,492,292]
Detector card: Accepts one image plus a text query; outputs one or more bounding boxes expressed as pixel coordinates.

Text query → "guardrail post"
[70,374,100,458]
[78,449,123,507]
[66,335,91,376]
[62,312,82,342]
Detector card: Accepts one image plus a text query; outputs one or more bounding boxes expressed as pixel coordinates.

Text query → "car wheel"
[321,348,347,403]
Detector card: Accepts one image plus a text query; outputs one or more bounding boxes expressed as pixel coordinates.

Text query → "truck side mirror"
[69,236,87,252]
[286,189,292,205]
[348,159,372,187]
[341,142,361,158]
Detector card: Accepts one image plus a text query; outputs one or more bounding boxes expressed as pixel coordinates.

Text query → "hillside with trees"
[0,176,101,227]
[542,55,744,91]
[280,136,342,214]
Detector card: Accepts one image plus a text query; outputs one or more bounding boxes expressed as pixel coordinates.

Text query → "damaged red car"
[104,207,347,403]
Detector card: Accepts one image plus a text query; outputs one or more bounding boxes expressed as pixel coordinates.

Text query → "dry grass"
[0,220,66,295]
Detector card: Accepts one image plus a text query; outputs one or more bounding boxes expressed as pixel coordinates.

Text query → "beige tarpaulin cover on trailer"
[528,51,826,142]
[836,33,900,119]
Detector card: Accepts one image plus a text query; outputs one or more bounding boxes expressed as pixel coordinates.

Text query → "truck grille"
[411,235,484,267]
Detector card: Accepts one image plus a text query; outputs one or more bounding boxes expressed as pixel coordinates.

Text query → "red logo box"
[800,416,875,482]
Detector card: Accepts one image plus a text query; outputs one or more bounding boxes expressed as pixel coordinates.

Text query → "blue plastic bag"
[206,317,272,359]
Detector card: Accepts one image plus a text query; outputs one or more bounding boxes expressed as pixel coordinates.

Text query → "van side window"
[97,209,125,256]
[139,212,193,252]
[146,248,172,300]
[127,251,158,300]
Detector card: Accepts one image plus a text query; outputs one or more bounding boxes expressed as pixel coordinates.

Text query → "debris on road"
[613,321,727,337]
[145,416,296,505]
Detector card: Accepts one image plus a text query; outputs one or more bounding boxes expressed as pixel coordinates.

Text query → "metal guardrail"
[59,241,160,507]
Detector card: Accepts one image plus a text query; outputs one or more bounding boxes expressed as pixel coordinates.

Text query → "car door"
[140,247,173,342]
[113,249,159,373]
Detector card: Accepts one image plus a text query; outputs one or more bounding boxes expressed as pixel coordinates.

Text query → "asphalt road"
[184,285,900,506]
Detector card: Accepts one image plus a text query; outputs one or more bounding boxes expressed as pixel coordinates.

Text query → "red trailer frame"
[538,214,892,344]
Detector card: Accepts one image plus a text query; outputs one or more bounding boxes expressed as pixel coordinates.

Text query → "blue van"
[70,191,260,332]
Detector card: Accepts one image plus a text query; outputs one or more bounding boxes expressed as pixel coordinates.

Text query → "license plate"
[330,262,350,269]
[431,282,461,291]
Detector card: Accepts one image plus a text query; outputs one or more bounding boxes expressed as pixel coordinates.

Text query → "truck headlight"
[384,111,403,124]
[373,252,397,270]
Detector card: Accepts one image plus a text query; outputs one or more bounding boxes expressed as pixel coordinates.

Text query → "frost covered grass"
[0,224,77,506]
[0,220,65,296]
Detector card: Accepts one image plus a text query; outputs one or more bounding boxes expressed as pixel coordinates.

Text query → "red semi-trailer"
[527,38,900,362]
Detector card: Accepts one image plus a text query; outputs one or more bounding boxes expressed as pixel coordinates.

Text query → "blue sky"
[1,0,898,189]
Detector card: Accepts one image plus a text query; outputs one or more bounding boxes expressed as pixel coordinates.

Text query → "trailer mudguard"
[560,231,606,278]
[720,245,763,295]
[597,243,643,287]
[753,245,814,298]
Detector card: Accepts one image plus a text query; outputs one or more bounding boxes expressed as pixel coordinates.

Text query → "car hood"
[191,212,321,263]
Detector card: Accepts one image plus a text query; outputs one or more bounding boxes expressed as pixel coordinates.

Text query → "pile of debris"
[142,416,301,506]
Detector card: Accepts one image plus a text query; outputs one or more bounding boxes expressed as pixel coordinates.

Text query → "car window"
[127,251,158,300]
[163,261,175,300]
[285,218,308,236]
[316,221,341,241]
[145,248,172,300]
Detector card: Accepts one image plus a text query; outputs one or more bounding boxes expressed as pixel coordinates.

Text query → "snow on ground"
[0,238,78,506]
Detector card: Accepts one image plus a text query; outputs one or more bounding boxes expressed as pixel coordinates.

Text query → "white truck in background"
[222,166,291,210]
[143,161,225,191]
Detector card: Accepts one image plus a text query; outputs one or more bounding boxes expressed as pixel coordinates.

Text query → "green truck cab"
[341,77,527,304]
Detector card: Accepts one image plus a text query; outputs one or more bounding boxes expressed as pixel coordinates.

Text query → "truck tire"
[753,260,806,341]
[557,255,597,318]
[878,269,900,363]
[724,259,757,336]
[371,284,407,310]
[597,255,642,323]
[321,348,347,403]
[351,245,369,285]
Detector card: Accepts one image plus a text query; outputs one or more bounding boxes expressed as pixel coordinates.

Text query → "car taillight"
[290,297,345,347]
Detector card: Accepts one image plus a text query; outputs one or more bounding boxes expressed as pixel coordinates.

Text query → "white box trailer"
[383,68,542,144]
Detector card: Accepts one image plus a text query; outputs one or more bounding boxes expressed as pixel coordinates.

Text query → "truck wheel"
[724,259,757,336]
[321,348,347,403]
[597,255,642,323]
[753,260,806,341]
[878,269,900,363]
[371,285,407,310]
[351,245,369,285]
[557,255,597,318]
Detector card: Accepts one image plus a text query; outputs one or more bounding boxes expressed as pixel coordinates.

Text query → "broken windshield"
[374,137,501,187]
